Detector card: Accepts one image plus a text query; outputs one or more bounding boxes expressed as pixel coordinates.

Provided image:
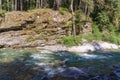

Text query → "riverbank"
[1,39,120,53]
[36,41,120,53]
[0,9,120,53]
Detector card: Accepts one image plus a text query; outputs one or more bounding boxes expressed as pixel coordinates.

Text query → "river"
[0,49,120,80]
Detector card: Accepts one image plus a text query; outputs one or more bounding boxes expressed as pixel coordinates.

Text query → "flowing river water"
[0,49,120,79]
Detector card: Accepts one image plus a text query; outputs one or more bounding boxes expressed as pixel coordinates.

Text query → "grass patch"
[59,7,69,15]
[0,10,6,15]
[57,35,82,46]
[57,23,120,46]
[57,33,120,46]
[103,32,120,44]
[57,35,76,46]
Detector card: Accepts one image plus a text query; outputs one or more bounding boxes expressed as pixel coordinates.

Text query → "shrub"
[59,7,69,15]
[57,36,76,46]
[102,32,120,44]
[58,23,120,46]
[92,23,100,34]
[109,33,120,44]
[0,10,6,17]
[96,11,110,31]
[66,21,72,27]
[108,23,116,32]
[57,35,82,46]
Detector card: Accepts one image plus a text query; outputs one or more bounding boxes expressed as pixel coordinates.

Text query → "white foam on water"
[30,54,46,59]
[79,53,112,59]
[44,66,53,72]
[0,52,8,56]
[40,50,53,54]
[35,62,48,66]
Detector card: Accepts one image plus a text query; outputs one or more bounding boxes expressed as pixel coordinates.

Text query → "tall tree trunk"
[20,0,23,10]
[79,0,82,9]
[36,0,40,8]
[11,0,14,11]
[85,4,88,20]
[15,0,17,10]
[70,0,76,36]
[7,0,9,11]
[53,0,61,10]
[0,0,2,10]
[41,0,43,7]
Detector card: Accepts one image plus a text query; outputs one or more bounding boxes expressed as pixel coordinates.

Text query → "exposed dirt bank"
[0,9,72,48]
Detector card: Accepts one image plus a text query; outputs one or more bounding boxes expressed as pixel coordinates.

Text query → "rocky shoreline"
[36,41,120,53]
[0,9,119,53]
[1,40,120,53]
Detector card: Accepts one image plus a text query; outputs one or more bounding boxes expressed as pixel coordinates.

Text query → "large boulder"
[89,75,110,80]
[0,73,15,80]
[60,67,89,80]
[110,69,120,80]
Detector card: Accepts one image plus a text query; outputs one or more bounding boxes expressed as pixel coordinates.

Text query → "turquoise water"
[0,49,120,75]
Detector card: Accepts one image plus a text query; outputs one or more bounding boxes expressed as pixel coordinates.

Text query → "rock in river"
[110,69,120,80]
[60,67,89,80]
[0,73,15,80]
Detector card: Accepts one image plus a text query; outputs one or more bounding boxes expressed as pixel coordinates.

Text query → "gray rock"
[110,69,120,80]
[0,73,15,80]
[32,75,42,80]
[0,44,4,48]
[89,75,110,80]
[60,67,89,79]
[32,75,48,80]
[112,64,120,69]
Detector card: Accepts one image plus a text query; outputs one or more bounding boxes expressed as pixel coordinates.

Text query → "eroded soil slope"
[0,9,72,48]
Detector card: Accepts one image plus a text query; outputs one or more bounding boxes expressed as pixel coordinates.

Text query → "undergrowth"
[57,24,120,46]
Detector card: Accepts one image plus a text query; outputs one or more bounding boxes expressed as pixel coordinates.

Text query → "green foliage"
[57,36,76,46]
[82,34,94,42]
[58,23,120,46]
[103,32,120,44]
[108,23,116,32]
[92,23,100,34]
[92,23,103,40]
[82,34,103,42]
[0,10,6,15]
[96,11,110,31]
[57,35,82,46]
[66,21,72,27]
[75,11,81,25]
[59,7,69,15]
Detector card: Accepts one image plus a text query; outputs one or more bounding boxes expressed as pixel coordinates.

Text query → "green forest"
[0,0,120,46]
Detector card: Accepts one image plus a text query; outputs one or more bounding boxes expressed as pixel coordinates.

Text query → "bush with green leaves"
[59,7,69,15]
[57,35,82,46]
[0,10,6,16]
[95,11,110,31]
[58,23,120,46]
[105,32,120,44]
